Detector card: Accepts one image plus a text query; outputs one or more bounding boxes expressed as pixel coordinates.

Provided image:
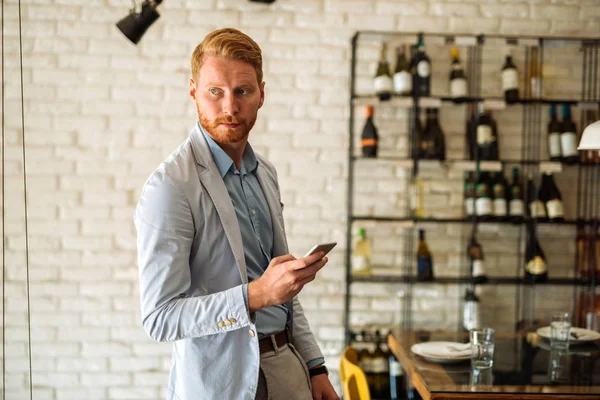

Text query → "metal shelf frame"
[344,31,600,346]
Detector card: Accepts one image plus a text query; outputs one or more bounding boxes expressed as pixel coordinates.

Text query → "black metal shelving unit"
[344,31,600,347]
[350,275,587,286]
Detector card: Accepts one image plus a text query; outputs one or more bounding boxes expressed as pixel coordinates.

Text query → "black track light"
[116,0,162,45]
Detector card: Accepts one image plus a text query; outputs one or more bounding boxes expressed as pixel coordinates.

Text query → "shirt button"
[249,329,255,337]
[252,209,257,215]
[229,318,237,324]
[224,320,232,327]
[218,321,225,328]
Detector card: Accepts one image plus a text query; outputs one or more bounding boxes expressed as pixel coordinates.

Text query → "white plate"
[411,341,472,364]
[536,326,600,344]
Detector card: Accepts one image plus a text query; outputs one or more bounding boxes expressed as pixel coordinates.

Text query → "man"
[134,28,339,400]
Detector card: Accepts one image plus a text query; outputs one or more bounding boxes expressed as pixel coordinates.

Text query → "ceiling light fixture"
[578,120,600,150]
[116,0,163,45]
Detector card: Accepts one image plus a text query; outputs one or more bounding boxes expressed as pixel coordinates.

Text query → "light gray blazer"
[134,124,323,400]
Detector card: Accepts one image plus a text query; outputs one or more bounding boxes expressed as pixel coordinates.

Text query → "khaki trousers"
[255,342,313,400]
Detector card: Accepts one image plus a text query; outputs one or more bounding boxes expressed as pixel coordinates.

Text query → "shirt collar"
[199,122,258,178]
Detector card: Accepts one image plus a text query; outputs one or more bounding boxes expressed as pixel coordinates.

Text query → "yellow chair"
[339,346,371,400]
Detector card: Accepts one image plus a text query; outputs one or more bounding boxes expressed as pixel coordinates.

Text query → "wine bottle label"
[352,255,370,273]
[450,78,467,98]
[472,260,485,277]
[546,199,564,218]
[476,198,492,216]
[530,77,541,97]
[502,68,518,91]
[529,200,547,218]
[526,255,547,275]
[389,359,403,377]
[393,71,412,94]
[477,125,493,145]
[463,301,481,331]
[548,132,562,158]
[371,358,389,373]
[359,359,373,373]
[417,60,430,78]
[509,199,524,216]
[361,138,378,147]
[464,198,475,216]
[374,75,393,93]
[561,132,578,157]
[417,256,433,277]
[493,198,507,216]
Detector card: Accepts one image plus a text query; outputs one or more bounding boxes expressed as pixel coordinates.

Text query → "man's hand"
[248,252,328,312]
[310,374,339,400]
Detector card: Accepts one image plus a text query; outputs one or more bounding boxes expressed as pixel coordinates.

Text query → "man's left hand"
[310,374,340,400]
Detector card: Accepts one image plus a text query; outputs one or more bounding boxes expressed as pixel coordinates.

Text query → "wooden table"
[388,330,600,400]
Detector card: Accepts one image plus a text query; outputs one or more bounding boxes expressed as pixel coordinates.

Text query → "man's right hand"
[247,252,328,312]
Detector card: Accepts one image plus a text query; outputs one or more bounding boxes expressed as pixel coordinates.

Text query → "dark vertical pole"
[344,33,358,347]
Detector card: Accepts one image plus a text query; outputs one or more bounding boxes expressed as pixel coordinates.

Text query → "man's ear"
[189,78,197,101]
[258,81,265,109]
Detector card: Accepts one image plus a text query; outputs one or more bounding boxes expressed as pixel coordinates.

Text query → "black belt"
[258,330,289,354]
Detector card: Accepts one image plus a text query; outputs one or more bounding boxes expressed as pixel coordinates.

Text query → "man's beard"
[198,106,257,145]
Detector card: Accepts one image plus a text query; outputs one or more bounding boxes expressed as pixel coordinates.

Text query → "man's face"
[189,55,264,145]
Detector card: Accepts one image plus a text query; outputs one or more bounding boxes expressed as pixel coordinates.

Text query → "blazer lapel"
[189,125,248,283]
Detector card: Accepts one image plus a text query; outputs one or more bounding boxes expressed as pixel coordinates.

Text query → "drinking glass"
[548,348,570,384]
[470,365,493,389]
[550,312,571,350]
[470,327,495,368]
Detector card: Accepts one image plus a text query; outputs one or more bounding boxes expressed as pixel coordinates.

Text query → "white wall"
[2,0,598,398]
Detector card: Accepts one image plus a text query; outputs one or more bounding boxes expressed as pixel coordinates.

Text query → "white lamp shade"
[578,120,600,150]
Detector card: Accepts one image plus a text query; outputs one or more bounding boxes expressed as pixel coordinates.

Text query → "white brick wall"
[1,0,597,398]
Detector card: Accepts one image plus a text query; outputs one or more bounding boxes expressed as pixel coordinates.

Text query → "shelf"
[351,157,597,171]
[351,94,599,109]
[350,274,587,286]
[350,216,594,226]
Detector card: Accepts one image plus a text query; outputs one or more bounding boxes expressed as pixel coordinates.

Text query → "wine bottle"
[492,172,508,221]
[361,106,378,158]
[393,44,412,96]
[421,108,446,160]
[561,104,579,165]
[539,171,565,222]
[449,47,468,101]
[547,104,562,162]
[357,330,374,388]
[389,353,406,400]
[463,288,481,332]
[371,330,390,398]
[525,224,548,283]
[352,228,372,276]
[490,112,500,161]
[476,103,494,161]
[576,224,590,280]
[502,54,519,104]
[508,167,525,224]
[468,233,487,284]
[413,110,424,160]
[413,33,431,97]
[411,176,425,219]
[416,229,434,281]
[374,43,393,101]
[527,175,547,221]
[528,47,541,98]
[475,172,493,220]
[464,172,476,218]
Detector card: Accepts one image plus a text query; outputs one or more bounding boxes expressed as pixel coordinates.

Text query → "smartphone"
[304,242,337,258]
